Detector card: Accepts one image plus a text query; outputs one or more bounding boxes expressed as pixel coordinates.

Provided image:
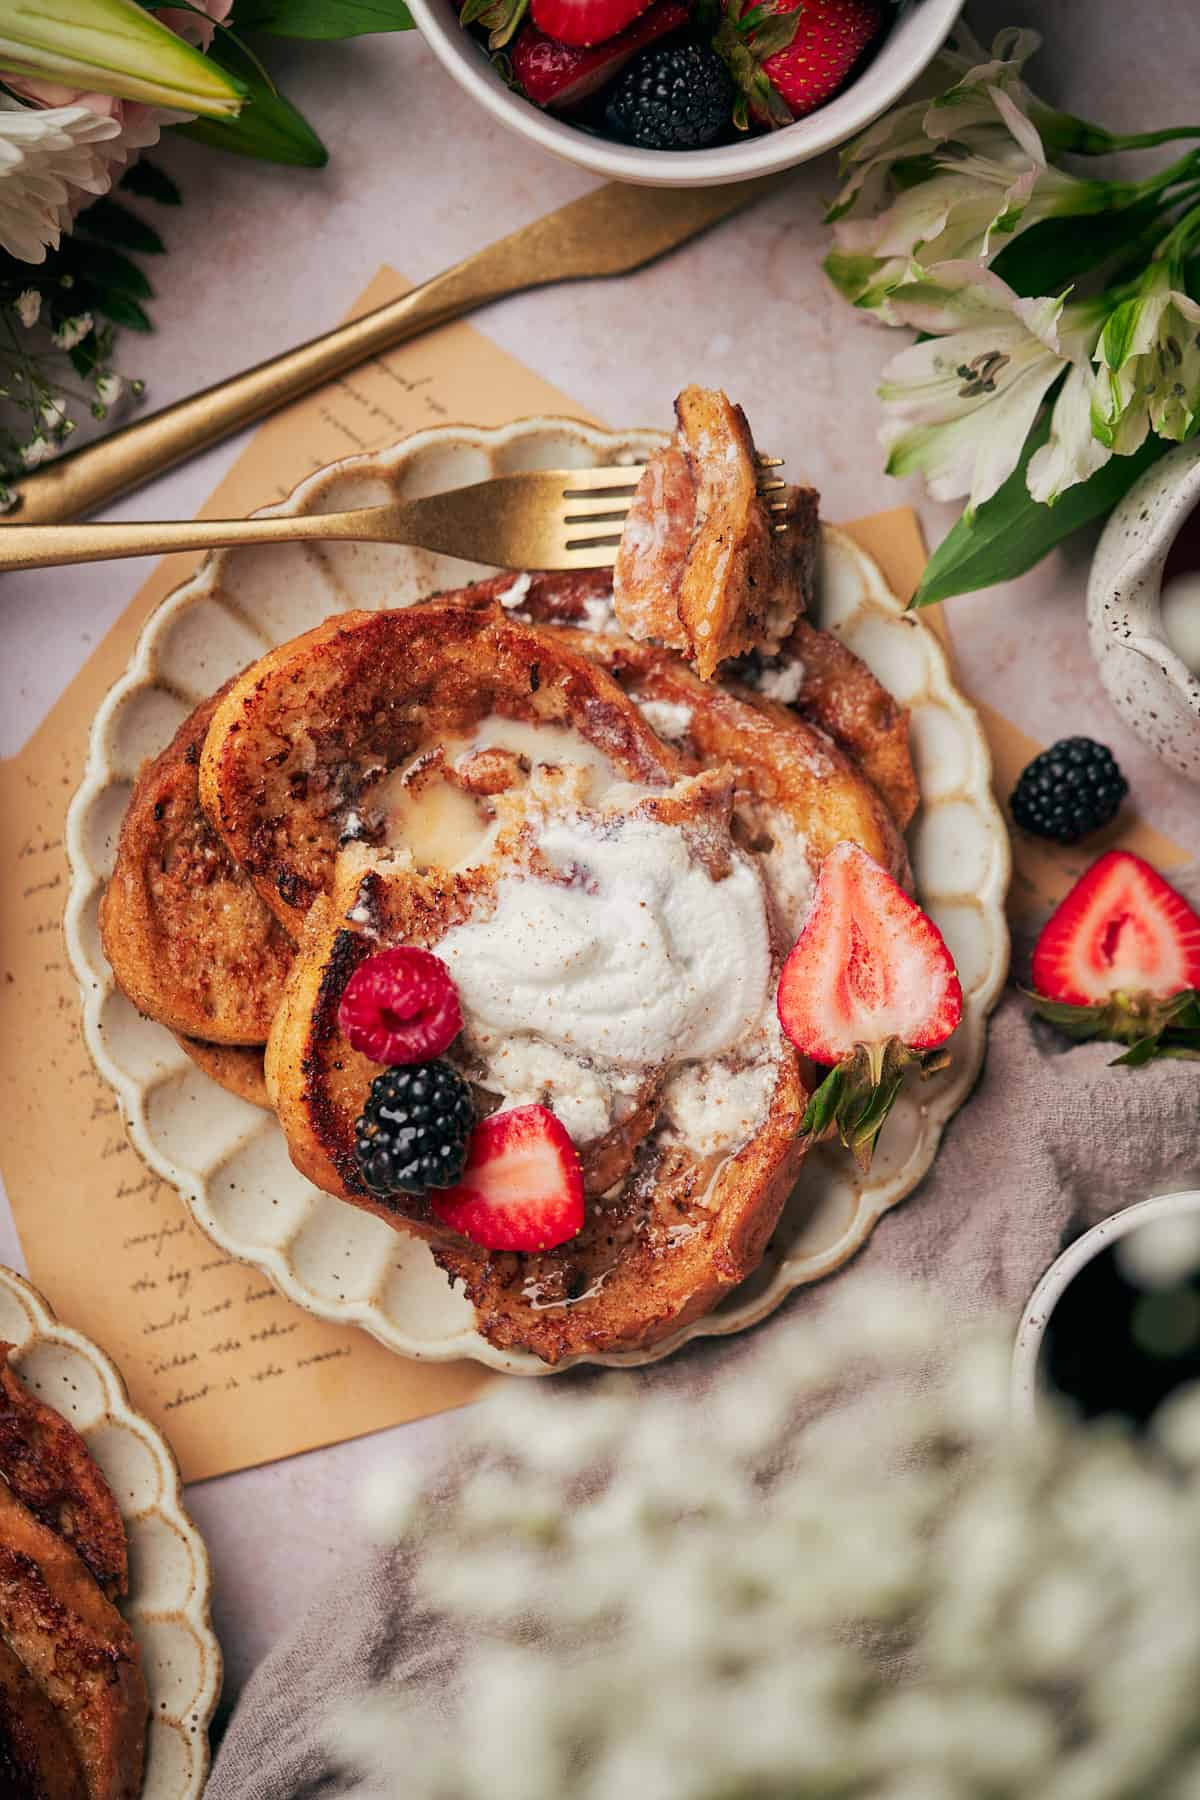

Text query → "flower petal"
[1026,364,1112,502]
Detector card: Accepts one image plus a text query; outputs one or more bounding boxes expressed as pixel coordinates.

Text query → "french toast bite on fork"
[613,386,818,680]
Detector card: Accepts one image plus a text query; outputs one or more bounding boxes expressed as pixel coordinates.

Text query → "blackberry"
[354,1060,475,1197]
[606,42,733,151]
[1010,737,1128,845]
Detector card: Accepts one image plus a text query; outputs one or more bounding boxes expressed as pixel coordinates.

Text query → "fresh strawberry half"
[776,841,963,1170]
[715,0,884,131]
[531,0,655,46]
[510,0,688,105]
[1029,850,1200,1065]
[429,1104,585,1252]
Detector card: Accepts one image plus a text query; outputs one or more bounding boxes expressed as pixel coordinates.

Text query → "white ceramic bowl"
[1087,439,1200,782]
[65,417,1009,1374]
[1012,1189,1200,1423]
[407,0,963,187]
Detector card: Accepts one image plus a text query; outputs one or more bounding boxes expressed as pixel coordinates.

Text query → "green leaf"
[74,287,153,331]
[74,199,166,255]
[178,62,328,165]
[68,338,100,378]
[234,0,414,34]
[912,419,1170,607]
[1027,987,1200,1064]
[62,242,153,300]
[800,1063,848,1141]
[0,0,245,114]
[990,201,1165,298]
[119,159,182,206]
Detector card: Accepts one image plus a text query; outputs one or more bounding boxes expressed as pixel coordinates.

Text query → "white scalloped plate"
[0,1266,220,1796]
[65,419,1010,1374]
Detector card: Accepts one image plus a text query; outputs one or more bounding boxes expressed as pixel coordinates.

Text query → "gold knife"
[6,174,786,527]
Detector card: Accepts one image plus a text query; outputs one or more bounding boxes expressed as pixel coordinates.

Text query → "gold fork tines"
[558,453,789,566]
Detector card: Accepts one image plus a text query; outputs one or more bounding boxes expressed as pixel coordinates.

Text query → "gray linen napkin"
[206,876,1200,1800]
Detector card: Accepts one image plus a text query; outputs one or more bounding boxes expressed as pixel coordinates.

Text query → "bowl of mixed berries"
[406,0,961,184]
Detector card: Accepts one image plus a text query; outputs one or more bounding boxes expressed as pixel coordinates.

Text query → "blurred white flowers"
[823,25,1200,605]
[333,1282,1200,1799]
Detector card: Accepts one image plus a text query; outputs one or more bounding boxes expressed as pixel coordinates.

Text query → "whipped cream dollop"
[438,810,772,1074]
[661,1037,782,1162]
[634,696,694,744]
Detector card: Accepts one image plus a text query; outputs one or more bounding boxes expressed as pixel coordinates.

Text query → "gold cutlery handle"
[0,504,419,572]
[3,257,520,528]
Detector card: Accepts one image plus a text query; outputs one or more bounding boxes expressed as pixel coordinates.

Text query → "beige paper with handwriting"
[0,269,1189,1484]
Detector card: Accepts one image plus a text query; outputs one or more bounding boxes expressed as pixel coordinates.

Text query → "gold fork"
[0,457,788,576]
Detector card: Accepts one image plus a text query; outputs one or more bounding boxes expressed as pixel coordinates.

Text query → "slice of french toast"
[743,617,920,830]
[265,774,810,1362]
[100,685,295,1045]
[0,1481,146,1800]
[0,1636,87,1800]
[199,600,679,931]
[0,1348,128,1602]
[173,1036,270,1109]
[613,387,819,679]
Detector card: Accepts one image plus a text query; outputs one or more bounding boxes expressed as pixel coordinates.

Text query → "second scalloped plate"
[65,419,1009,1373]
[0,1266,220,1797]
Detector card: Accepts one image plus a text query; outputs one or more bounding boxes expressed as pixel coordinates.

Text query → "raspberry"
[338,946,463,1065]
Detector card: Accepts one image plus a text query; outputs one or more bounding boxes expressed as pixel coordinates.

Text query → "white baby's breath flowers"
[333,1282,1200,1798]
[51,311,93,351]
[14,287,41,328]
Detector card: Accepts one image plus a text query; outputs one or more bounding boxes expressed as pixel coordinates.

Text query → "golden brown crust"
[550,630,910,887]
[0,1349,127,1602]
[200,602,678,933]
[173,1035,270,1109]
[0,1637,87,1800]
[0,1483,146,1800]
[613,387,818,681]
[781,617,919,830]
[100,686,294,1045]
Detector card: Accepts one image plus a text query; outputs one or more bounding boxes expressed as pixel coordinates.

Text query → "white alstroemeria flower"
[829,24,1045,225]
[0,94,119,261]
[830,109,1104,310]
[1025,360,1111,503]
[1094,262,1200,451]
[877,264,1102,513]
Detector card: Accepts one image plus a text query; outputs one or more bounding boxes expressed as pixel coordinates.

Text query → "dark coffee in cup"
[1043,1223,1200,1427]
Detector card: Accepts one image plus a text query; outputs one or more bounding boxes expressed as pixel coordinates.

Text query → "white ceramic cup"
[406,0,963,187]
[1087,440,1200,782]
[1012,1189,1200,1423]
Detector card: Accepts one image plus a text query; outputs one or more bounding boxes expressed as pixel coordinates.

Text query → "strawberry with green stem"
[713,0,884,131]
[776,841,963,1170]
[1029,850,1200,1065]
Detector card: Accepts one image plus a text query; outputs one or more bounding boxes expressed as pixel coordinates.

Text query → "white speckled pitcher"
[1087,439,1200,781]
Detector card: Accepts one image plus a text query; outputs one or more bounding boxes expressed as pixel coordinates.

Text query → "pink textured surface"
[1,0,1197,1725]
